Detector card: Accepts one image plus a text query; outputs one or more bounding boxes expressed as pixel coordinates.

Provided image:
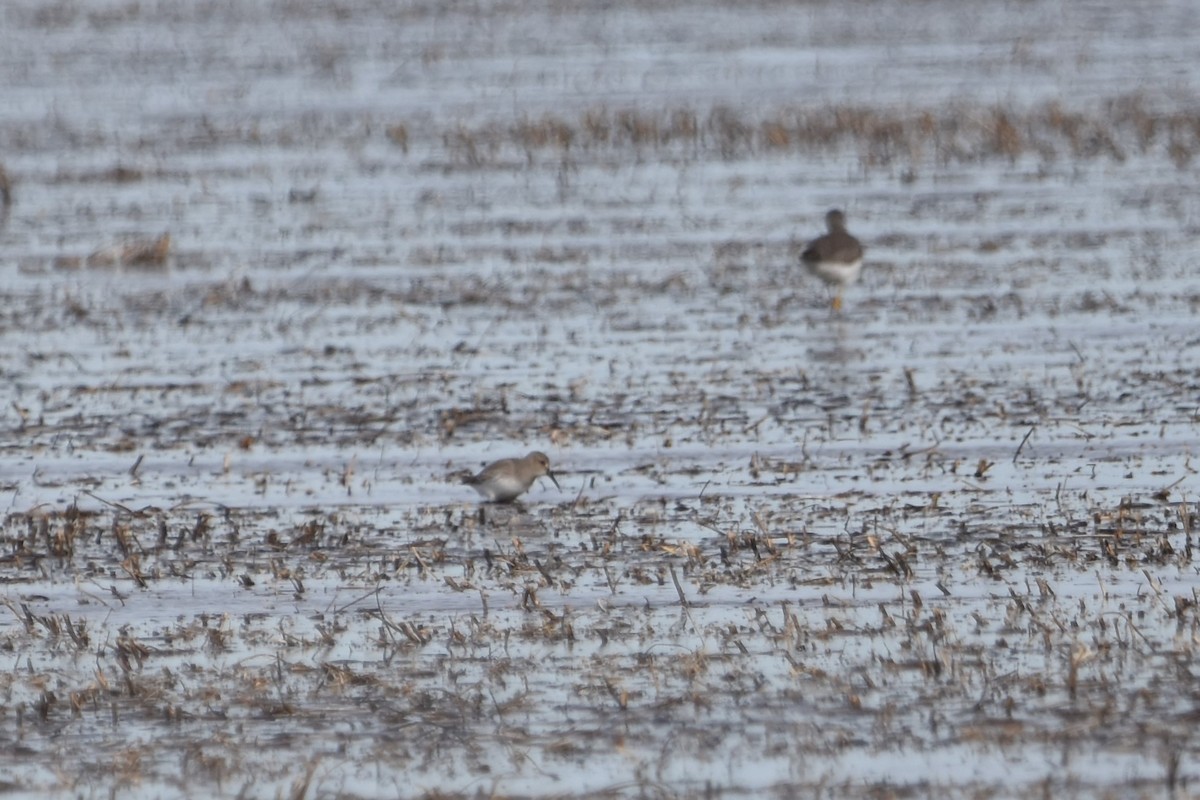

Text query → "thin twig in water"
[1013,424,1036,463]
[603,565,618,595]
[333,585,384,615]
[669,565,690,607]
[374,591,404,646]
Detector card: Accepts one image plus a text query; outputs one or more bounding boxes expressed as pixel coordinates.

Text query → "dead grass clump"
[762,120,790,149]
[5,505,95,563]
[531,245,588,265]
[1165,113,1199,168]
[616,109,660,147]
[444,125,499,168]
[1042,100,1086,153]
[114,631,151,673]
[667,108,699,144]
[989,108,1022,161]
[832,106,878,139]
[582,108,611,145]
[85,233,171,270]
[386,122,409,152]
[1167,137,1194,169]
[514,115,573,156]
[439,406,499,439]
[108,165,144,183]
[866,114,908,165]
[707,105,751,158]
[1108,93,1158,150]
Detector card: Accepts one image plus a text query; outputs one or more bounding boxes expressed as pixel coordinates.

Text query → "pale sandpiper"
[463,451,561,503]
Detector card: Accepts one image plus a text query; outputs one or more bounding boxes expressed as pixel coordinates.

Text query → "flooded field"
[2,0,1200,797]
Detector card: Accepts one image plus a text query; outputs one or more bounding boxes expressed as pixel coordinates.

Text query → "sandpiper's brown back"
[802,209,863,268]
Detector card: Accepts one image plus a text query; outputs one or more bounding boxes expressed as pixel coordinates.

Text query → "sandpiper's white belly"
[807,257,862,287]
[469,472,529,502]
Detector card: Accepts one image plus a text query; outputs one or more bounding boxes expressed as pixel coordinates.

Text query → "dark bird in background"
[801,209,864,312]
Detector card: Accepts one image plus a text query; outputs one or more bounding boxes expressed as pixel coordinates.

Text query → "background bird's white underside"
[808,258,862,287]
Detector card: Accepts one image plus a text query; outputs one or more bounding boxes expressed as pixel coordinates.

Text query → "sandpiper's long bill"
[801,208,864,312]
[463,451,560,503]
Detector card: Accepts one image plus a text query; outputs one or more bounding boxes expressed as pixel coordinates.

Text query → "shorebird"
[801,209,864,312]
[463,451,561,503]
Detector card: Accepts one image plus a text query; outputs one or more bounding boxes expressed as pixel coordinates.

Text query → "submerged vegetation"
[431,94,1200,170]
[3,489,1199,797]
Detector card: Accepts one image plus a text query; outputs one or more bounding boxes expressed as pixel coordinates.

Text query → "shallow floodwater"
[2,0,1200,798]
